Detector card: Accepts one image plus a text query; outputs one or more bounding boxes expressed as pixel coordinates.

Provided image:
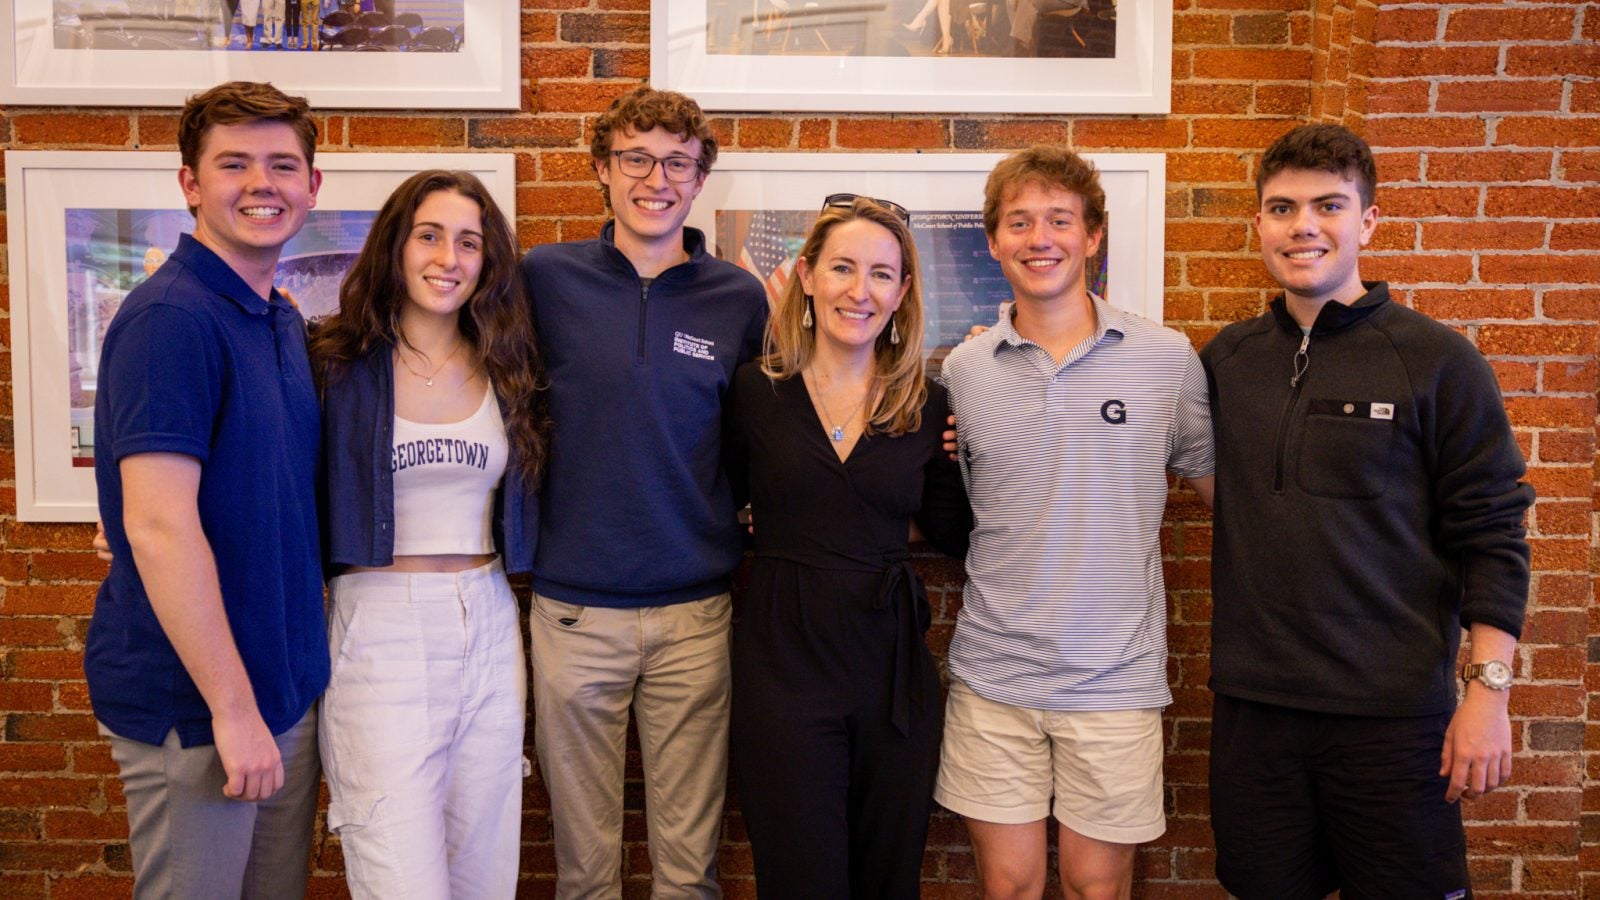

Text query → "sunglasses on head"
[821,192,911,224]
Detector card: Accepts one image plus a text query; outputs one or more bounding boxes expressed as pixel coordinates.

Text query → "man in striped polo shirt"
[934,145,1215,899]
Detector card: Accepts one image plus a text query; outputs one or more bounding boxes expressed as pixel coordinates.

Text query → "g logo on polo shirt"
[1100,399,1127,424]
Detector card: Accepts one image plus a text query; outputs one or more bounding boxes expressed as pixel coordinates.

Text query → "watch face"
[1481,659,1513,688]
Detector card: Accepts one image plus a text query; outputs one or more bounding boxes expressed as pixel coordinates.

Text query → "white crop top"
[390,384,508,556]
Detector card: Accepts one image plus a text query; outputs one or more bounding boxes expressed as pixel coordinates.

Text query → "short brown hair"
[982,145,1106,239]
[178,81,317,173]
[1257,123,1378,210]
[589,86,718,173]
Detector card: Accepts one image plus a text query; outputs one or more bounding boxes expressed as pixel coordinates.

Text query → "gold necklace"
[396,340,463,387]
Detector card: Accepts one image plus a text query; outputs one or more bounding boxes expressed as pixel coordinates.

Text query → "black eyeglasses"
[610,150,704,183]
[822,192,911,224]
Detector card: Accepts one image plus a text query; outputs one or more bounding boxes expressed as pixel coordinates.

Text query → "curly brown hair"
[982,145,1106,239]
[763,197,927,437]
[589,87,717,208]
[307,170,549,480]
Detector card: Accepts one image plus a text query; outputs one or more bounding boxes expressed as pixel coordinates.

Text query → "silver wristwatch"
[1461,660,1512,691]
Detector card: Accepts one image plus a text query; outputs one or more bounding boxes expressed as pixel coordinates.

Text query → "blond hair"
[763,198,927,437]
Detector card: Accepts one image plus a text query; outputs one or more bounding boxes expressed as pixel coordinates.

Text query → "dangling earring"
[802,296,814,329]
[889,317,900,345]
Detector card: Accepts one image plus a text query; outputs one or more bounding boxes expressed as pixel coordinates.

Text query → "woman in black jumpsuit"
[726,195,970,899]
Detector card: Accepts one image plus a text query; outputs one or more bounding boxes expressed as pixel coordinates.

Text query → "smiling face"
[401,189,485,324]
[596,126,704,257]
[179,120,320,280]
[1256,167,1379,314]
[987,181,1103,309]
[796,218,909,359]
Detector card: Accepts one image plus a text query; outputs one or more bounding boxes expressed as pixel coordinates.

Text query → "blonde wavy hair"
[762,197,927,437]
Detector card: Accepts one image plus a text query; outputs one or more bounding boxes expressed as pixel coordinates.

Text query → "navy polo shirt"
[86,234,328,748]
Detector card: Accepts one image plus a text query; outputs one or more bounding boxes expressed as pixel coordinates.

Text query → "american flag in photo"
[737,210,800,306]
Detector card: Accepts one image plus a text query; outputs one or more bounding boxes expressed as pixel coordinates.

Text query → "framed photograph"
[0,0,517,108]
[7,150,515,522]
[688,151,1165,367]
[653,0,1170,113]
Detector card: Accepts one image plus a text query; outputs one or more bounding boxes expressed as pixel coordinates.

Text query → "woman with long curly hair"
[308,169,546,899]
[725,195,971,898]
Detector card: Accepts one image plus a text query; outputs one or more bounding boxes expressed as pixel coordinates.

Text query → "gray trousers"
[101,706,320,900]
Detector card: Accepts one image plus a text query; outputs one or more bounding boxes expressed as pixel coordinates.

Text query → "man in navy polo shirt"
[86,80,328,898]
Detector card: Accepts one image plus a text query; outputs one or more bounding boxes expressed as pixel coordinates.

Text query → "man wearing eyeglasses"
[518,86,768,898]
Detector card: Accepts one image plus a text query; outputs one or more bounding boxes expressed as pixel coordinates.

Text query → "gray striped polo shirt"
[941,295,1214,712]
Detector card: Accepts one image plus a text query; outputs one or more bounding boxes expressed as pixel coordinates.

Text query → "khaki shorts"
[933,678,1166,844]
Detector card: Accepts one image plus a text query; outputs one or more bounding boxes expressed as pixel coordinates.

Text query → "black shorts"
[1209,694,1471,900]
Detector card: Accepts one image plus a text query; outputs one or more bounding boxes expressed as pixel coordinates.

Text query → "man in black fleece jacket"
[1200,123,1533,899]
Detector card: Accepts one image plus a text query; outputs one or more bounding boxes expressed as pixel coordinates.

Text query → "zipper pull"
[1290,334,1310,387]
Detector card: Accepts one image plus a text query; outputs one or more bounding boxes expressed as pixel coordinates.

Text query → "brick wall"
[1,0,1594,896]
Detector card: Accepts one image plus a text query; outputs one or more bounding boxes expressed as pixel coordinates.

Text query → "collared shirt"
[940,294,1214,711]
[87,234,328,747]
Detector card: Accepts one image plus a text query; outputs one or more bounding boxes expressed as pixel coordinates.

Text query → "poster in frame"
[0,0,517,108]
[688,151,1165,369]
[653,0,1171,113]
[7,150,516,522]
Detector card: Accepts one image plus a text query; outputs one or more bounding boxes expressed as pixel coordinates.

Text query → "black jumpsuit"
[725,363,971,899]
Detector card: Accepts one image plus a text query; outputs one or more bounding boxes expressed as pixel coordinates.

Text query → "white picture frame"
[6,150,516,522]
[687,151,1166,359]
[0,0,518,108]
[653,0,1171,113]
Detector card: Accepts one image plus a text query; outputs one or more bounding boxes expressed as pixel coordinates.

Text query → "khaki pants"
[529,592,731,899]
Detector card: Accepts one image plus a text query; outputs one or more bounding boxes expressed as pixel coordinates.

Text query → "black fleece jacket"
[1200,282,1533,717]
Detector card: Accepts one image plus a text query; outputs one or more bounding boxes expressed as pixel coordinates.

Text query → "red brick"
[1172,12,1231,44]
[1541,357,1597,392]
[1363,116,1488,149]
[1573,81,1600,114]
[1253,83,1311,116]
[1505,44,1600,77]
[1372,8,1438,43]
[0,777,98,810]
[27,552,108,583]
[1372,151,1422,182]
[540,151,598,183]
[1535,432,1596,465]
[593,48,648,80]
[1166,223,1249,252]
[1490,360,1536,393]
[1561,151,1600,182]
[1073,118,1190,149]
[1185,257,1277,289]
[1532,499,1589,536]
[0,841,104,871]
[949,119,1070,150]
[1365,79,1430,114]
[1481,324,1598,356]
[1170,84,1252,115]
[835,119,947,150]
[347,117,464,149]
[1479,254,1600,287]
[1551,223,1600,251]
[1191,117,1298,149]
[1167,152,1249,184]
[1362,253,1475,285]
[1,584,97,616]
[1191,48,1312,81]
[0,617,62,648]
[1437,80,1565,113]
[1486,186,1600,219]
[1414,286,1536,321]
[1425,150,1553,183]
[1496,116,1600,149]
[469,117,582,150]
[798,119,831,149]
[0,744,68,773]
[0,683,53,713]
[537,82,637,114]
[1370,46,1499,78]
[1421,221,1545,251]
[1542,289,1600,320]
[518,184,606,217]
[45,875,132,900]
[133,114,179,149]
[557,12,647,43]
[735,118,794,149]
[13,114,131,146]
[1445,7,1575,42]
[7,649,86,680]
[2,524,98,552]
